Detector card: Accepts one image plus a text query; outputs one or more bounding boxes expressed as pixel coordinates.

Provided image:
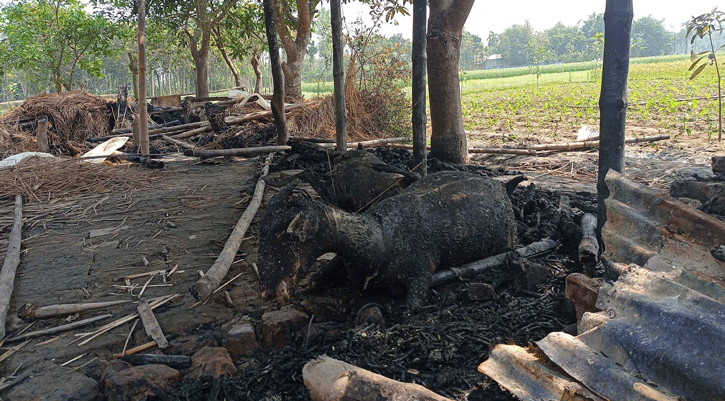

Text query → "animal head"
[258,179,331,304]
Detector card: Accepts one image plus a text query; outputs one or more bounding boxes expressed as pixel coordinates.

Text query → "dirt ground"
[2,157,268,373]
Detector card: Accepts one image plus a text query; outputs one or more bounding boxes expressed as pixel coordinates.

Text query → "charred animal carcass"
[286,141,419,211]
[258,170,517,308]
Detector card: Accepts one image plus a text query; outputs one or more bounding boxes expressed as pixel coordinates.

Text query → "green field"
[302,54,724,142]
[459,54,724,141]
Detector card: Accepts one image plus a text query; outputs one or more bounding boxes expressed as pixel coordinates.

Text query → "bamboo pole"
[17,300,130,321]
[191,153,274,301]
[160,135,196,150]
[0,195,23,340]
[137,0,149,156]
[185,146,291,159]
[5,314,112,343]
[387,144,537,156]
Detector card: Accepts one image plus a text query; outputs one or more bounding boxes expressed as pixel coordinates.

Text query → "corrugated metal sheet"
[479,170,725,401]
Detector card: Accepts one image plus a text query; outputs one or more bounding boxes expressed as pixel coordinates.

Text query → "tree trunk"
[219,46,242,87]
[192,48,210,98]
[597,0,632,242]
[412,0,428,175]
[263,0,288,144]
[426,0,474,165]
[251,50,263,93]
[330,0,347,151]
[272,0,319,101]
[128,53,139,100]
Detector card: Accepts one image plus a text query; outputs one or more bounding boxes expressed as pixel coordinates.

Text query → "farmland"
[461,54,725,160]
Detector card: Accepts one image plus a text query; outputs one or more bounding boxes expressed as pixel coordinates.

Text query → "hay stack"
[0,92,111,153]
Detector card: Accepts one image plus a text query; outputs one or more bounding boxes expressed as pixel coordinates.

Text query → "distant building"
[483,54,503,69]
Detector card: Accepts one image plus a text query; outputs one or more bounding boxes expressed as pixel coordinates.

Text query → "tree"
[0,0,121,93]
[214,2,267,91]
[631,15,671,57]
[148,0,238,98]
[494,22,534,66]
[460,30,485,70]
[272,0,321,100]
[427,0,475,164]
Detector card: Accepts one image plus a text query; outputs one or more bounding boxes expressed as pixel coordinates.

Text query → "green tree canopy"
[632,15,672,57]
[0,0,121,93]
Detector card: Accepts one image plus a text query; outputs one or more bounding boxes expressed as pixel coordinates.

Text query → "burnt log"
[258,171,517,308]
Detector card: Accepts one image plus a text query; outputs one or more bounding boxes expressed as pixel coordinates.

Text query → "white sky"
[341,0,722,40]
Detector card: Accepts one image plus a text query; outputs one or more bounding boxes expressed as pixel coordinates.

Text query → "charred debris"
[162,143,599,401]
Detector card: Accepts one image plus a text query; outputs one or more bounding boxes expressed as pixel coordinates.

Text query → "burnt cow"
[258,171,516,308]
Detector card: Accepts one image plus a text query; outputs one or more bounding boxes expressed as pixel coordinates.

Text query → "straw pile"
[289,88,409,141]
[0,92,111,153]
[0,157,155,203]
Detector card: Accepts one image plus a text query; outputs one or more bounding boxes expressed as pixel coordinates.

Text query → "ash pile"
[164,144,599,401]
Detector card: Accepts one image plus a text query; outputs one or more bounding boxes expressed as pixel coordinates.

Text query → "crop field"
[461,55,725,157]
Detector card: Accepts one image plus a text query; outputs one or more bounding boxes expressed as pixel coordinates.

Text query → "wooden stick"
[0,371,29,392]
[429,239,559,288]
[303,356,453,401]
[160,134,196,150]
[76,294,179,346]
[5,314,113,343]
[136,298,168,349]
[191,153,274,301]
[0,195,22,340]
[112,340,157,358]
[185,145,291,159]
[36,118,49,153]
[17,300,130,321]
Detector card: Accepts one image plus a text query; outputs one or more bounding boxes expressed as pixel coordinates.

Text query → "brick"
[565,273,602,323]
[223,321,259,359]
[187,346,237,379]
[261,306,309,349]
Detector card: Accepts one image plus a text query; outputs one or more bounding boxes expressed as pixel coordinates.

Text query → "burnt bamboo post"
[263,0,288,145]
[137,0,150,156]
[330,0,347,151]
[412,0,427,175]
[0,195,23,340]
[36,117,49,153]
[597,0,632,244]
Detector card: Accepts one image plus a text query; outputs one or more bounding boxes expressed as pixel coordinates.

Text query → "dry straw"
[0,157,155,204]
[1,92,111,153]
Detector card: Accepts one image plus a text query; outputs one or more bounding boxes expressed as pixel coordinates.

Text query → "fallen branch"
[17,300,130,321]
[303,356,453,401]
[184,146,290,160]
[191,152,274,301]
[6,314,112,343]
[0,195,23,340]
[430,239,559,288]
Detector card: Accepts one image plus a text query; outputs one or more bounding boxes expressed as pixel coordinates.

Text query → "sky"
[341,0,723,41]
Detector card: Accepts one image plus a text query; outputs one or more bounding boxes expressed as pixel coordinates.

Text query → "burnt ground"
[0,141,706,401]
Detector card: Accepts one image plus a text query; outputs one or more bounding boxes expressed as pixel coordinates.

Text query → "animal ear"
[286,212,316,241]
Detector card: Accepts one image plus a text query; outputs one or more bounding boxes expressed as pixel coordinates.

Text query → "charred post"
[263,0,289,145]
[412,0,427,175]
[330,0,347,152]
[597,0,632,243]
